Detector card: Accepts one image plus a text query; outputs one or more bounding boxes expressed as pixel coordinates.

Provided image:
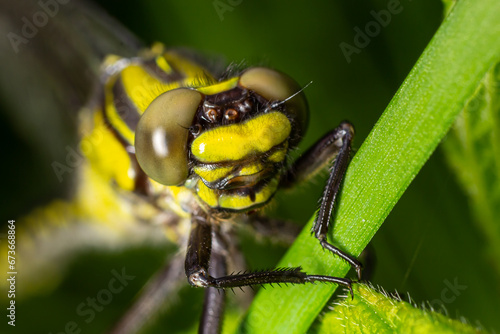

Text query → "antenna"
[270,81,313,109]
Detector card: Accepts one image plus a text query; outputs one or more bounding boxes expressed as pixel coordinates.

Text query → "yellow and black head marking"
[121,47,361,334]
[4,1,366,332]
[136,67,308,212]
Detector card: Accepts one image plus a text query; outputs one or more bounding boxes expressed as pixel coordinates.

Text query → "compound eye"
[135,88,203,186]
[239,67,309,142]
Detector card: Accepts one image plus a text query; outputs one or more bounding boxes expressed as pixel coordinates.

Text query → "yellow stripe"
[196,177,279,211]
[191,112,291,163]
[155,55,172,74]
[196,77,239,95]
[267,144,288,163]
[196,181,219,208]
[163,52,216,83]
[120,64,181,113]
[83,111,135,191]
[239,162,264,176]
[104,76,135,144]
[219,178,279,210]
[193,165,233,183]
[193,161,266,185]
[149,42,166,55]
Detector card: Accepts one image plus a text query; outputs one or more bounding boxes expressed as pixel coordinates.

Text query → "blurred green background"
[1,0,498,333]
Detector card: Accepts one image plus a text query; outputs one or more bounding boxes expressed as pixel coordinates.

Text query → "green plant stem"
[441,63,500,276]
[317,284,484,334]
[236,0,500,333]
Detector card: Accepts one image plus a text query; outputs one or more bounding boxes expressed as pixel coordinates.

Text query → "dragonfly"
[0,1,364,333]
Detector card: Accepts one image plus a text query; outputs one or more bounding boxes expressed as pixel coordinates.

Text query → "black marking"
[101,91,132,147]
[112,77,141,131]
[100,96,150,196]
[247,188,256,202]
[130,153,150,196]
[142,57,185,83]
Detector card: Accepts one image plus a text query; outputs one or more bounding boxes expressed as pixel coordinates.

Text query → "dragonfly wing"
[0,0,172,298]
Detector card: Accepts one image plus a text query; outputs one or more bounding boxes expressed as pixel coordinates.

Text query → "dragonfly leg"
[281,121,363,279]
[199,245,226,334]
[185,214,353,310]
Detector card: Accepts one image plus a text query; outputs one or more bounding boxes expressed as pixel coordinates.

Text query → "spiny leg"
[184,213,353,303]
[185,210,227,334]
[313,122,362,278]
[282,121,363,279]
[199,230,227,334]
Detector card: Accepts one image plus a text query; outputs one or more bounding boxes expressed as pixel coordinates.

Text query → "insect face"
[136,67,309,212]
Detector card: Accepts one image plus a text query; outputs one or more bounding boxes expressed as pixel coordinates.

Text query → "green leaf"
[442,0,456,17]
[441,62,500,275]
[237,0,500,333]
[316,284,484,334]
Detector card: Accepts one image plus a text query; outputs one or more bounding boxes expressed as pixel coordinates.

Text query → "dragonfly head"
[135,67,308,211]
